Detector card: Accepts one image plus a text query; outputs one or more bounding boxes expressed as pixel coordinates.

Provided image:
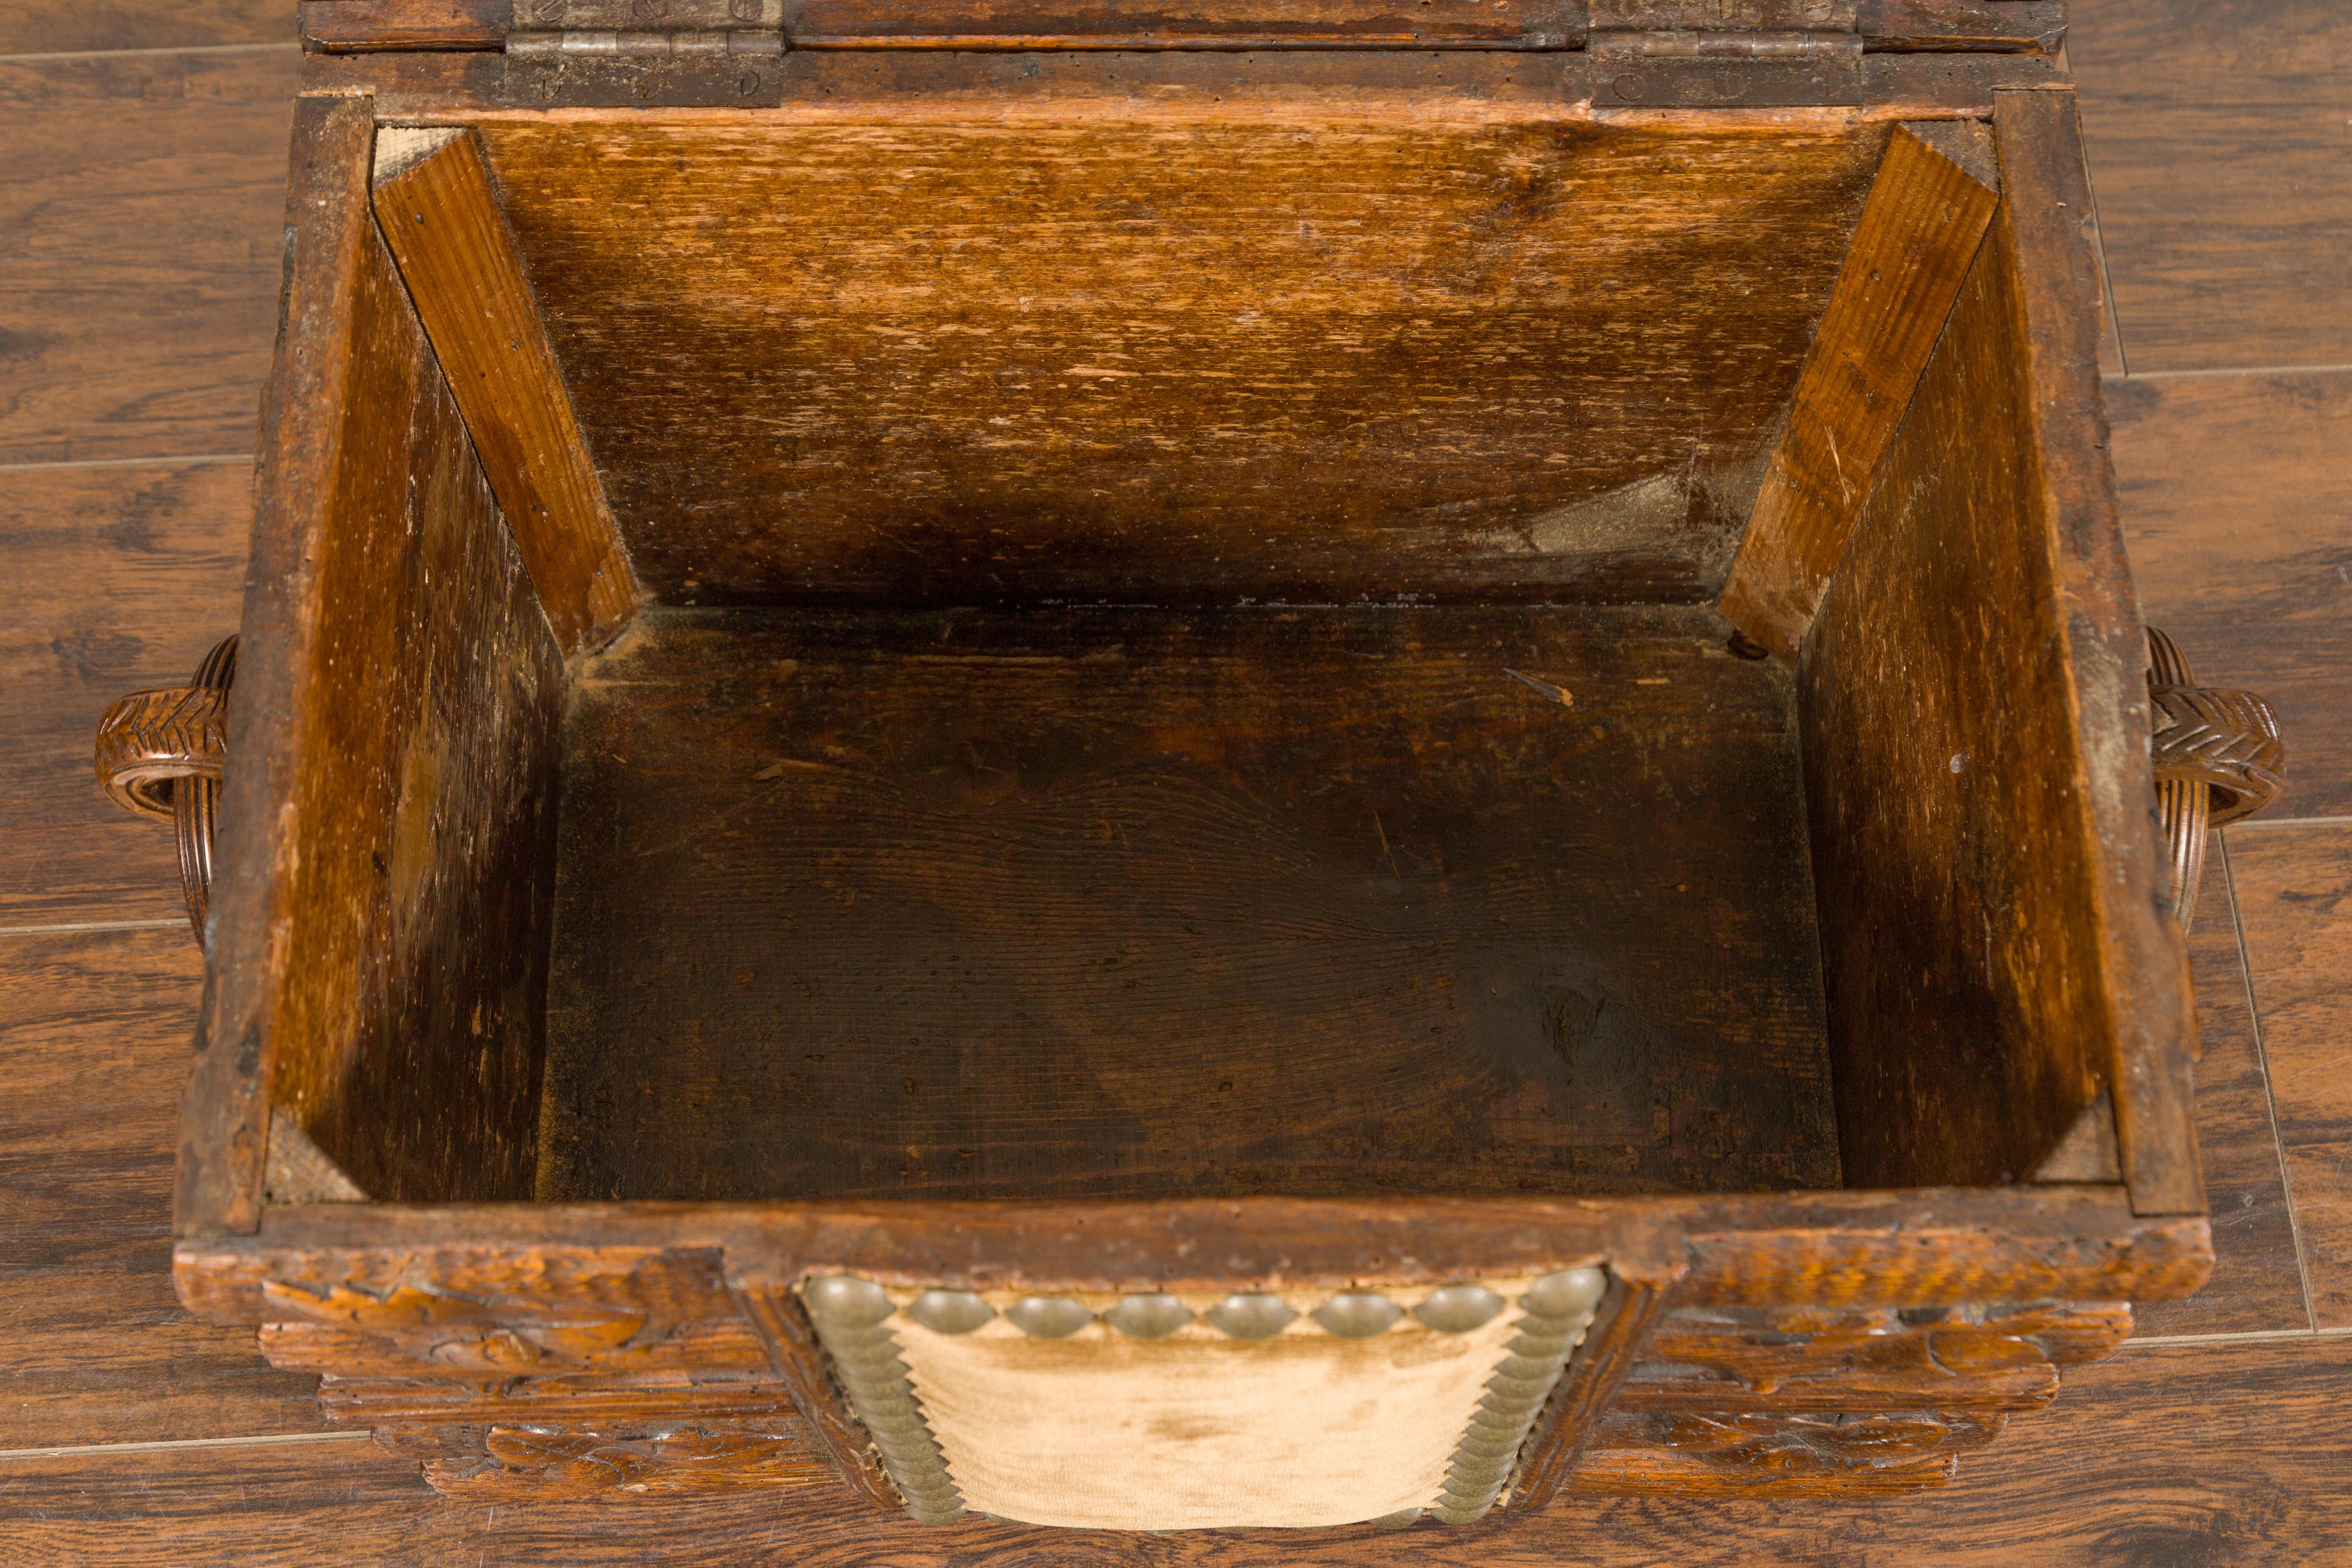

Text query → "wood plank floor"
[3,3,2349,1560]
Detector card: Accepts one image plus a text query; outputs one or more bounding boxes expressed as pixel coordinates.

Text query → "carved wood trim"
[1506,1269,1677,1510]
[1611,1301,2128,1413]
[1569,1409,2002,1496]
[735,1283,904,1513]
[386,1418,839,1500]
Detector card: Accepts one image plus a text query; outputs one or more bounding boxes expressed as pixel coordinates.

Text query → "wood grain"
[1799,90,2195,1204]
[185,95,567,1233]
[7,1338,2352,1563]
[0,930,322,1447]
[2229,824,2352,1328]
[540,604,1835,1203]
[2135,838,2307,1337]
[0,3,292,55]
[0,48,296,465]
[1718,118,1999,658]
[0,461,251,928]
[172,1190,2204,1325]
[372,131,640,652]
[472,113,1895,606]
[2068,0,2352,374]
[1569,1409,1998,1496]
[2107,370,2352,821]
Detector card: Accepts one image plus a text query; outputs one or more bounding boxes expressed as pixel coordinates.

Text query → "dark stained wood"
[8,1337,2352,1562]
[0,48,296,466]
[1796,88,2198,1213]
[372,131,641,653]
[301,0,503,52]
[293,0,2064,53]
[0,929,325,1447]
[172,1190,2203,1325]
[411,1418,839,1500]
[184,94,568,1233]
[541,605,1833,1202]
[0,462,251,928]
[0,3,292,53]
[2068,0,2352,374]
[2135,838,2307,1337]
[1506,1271,1675,1510]
[1569,1409,1997,1495]
[2228,824,2352,1329]
[469,113,1897,606]
[318,1373,791,1428]
[1718,118,1998,659]
[303,38,2057,117]
[1611,1302,2132,1414]
[2107,370,2352,821]
[737,1284,905,1510]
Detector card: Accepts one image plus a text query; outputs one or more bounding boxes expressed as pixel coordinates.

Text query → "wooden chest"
[93,0,2293,1527]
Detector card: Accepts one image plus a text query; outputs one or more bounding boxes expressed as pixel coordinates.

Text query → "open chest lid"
[299,0,2068,109]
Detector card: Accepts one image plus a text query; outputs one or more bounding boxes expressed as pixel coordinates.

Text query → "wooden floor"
[1,3,2346,1560]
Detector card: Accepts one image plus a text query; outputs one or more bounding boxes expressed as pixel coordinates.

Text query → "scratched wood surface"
[372,131,640,652]
[6,1338,2352,1564]
[541,604,1836,1203]
[1718,118,1999,659]
[475,114,1892,607]
[1798,144,2166,1195]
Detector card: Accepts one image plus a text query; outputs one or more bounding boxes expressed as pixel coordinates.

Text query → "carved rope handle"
[2147,627,2285,931]
[92,636,238,943]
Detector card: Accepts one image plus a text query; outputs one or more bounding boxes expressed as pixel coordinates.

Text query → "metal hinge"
[504,0,787,104]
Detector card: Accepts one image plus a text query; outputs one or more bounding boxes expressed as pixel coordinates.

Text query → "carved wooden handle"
[92,636,238,943]
[2147,627,2284,930]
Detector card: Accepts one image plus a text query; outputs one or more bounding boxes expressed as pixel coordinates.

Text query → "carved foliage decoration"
[415,1421,836,1500]
[1574,1409,2002,1496]
[1613,1301,2130,1412]
[261,1279,645,1374]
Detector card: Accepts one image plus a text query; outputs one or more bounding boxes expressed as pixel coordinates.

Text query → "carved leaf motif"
[425,1423,834,1500]
[261,1280,645,1370]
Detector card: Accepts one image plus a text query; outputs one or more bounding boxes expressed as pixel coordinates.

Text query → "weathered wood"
[2108,371,2352,822]
[2230,824,2352,1329]
[405,1418,840,1500]
[1611,1301,2129,1413]
[462,112,1900,606]
[371,130,640,653]
[0,48,296,466]
[19,1335,2352,1563]
[183,94,569,1233]
[170,1189,2205,1328]
[541,605,1833,1203]
[1795,87,2196,1213]
[1718,118,1999,658]
[291,0,2063,54]
[2068,0,2352,373]
[737,1283,905,1510]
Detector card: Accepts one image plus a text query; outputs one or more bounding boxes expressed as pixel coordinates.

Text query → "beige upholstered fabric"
[885,1282,1547,1531]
